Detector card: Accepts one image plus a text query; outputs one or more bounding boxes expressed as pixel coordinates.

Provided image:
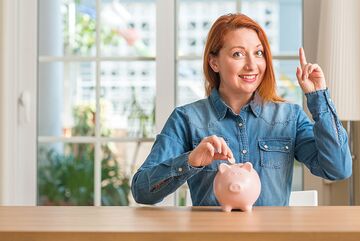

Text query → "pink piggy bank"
[213,162,261,212]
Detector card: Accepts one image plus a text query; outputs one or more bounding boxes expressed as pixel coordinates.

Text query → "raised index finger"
[299,47,308,68]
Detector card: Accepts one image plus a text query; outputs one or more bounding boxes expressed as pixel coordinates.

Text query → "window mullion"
[94,0,101,207]
[156,0,176,132]
[156,0,177,206]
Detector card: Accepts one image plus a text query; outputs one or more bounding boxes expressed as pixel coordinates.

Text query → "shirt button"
[178,167,183,172]
[238,122,243,127]
[242,149,247,154]
[285,146,289,150]
[264,144,268,149]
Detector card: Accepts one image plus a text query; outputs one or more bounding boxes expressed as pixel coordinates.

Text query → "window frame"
[0,0,37,205]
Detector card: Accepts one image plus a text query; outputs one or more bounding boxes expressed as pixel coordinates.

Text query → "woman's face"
[209,28,266,98]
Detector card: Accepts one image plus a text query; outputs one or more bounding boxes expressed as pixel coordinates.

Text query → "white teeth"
[239,75,256,79]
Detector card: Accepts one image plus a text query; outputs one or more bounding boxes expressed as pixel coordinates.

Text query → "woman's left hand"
[296,47,327,94]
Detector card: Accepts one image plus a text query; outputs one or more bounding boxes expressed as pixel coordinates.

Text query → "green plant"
[38,104,130,206]
[38,144,94,205]
[101,145,130,206]
[127,86,155,138]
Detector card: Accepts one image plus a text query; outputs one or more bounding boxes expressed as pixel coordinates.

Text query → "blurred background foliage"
[38,104,130,206]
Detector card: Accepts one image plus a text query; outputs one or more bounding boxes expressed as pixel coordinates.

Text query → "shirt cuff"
[305,88,337,118]
[171,152,204,178]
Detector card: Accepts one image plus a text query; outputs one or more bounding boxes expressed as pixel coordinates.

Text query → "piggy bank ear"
[242,162,253,172]
[218,163,230,173]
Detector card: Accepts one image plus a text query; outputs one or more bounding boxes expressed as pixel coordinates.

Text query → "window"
[38,0,156,206]
[36,0,303,206]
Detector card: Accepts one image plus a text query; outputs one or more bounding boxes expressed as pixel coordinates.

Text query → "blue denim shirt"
[131,88,352,206]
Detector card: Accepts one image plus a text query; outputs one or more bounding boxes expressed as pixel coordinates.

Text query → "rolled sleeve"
[296,89,352,180]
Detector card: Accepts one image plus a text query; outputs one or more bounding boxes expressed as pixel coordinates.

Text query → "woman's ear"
[209,55,219,73]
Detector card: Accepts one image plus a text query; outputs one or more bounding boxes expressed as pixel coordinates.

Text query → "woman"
[131,13,352,206]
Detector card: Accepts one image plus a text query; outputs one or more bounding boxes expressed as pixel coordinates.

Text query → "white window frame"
[0,0,37,205]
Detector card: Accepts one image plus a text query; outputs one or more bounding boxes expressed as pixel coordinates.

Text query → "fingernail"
[228,156,235,164]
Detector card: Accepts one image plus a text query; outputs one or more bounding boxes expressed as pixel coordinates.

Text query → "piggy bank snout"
[228,183,242,193]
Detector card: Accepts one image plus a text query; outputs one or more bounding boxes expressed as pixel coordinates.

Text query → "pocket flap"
[258,139,291,153]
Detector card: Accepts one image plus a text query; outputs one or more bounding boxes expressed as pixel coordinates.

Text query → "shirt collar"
[209,89,228,120]
[249,91,262,117]
[209,89,262,120]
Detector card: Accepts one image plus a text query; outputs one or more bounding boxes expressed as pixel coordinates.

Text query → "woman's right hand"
[188,135,235,167]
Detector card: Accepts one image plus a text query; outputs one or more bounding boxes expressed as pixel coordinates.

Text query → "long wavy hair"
[203,13,284,102]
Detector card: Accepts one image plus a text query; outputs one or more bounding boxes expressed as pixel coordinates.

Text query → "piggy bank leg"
[222,205,233,212]
[242,205,253,212]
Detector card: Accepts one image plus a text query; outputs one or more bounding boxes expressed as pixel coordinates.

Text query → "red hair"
[203,13,284,102]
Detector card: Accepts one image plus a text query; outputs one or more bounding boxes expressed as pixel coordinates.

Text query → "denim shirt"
[131,88,352,206]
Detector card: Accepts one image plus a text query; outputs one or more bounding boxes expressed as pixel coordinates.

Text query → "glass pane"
[100,61,156,138]
[241,0,302,55]
[39,0,97,56]
[177,60,205,106]
[38,62,96,137]
[292,160,303,191]
[38,142,94,205]
[177,0,236,57]
[101,141,153,206]
[100,0,156,57]
[274,60,302,106]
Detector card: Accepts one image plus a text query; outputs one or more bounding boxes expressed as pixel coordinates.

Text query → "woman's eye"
[256,50,264,57]
[233,52,245,57]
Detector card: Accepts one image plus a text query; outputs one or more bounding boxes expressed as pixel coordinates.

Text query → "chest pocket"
[258,138,291,169]
[192,136,230,171]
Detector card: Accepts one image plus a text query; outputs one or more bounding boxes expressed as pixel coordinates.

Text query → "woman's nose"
[244,56,256,71]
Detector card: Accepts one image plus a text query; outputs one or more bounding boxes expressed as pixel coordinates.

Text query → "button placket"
[237,115,249,162]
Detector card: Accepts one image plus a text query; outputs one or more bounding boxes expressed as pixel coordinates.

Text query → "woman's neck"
[218,88,253,115]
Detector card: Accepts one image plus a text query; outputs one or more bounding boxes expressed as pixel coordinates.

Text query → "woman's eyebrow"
[230,44,263,50]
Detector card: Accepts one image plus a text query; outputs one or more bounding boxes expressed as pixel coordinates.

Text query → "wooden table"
[0,206,360,241]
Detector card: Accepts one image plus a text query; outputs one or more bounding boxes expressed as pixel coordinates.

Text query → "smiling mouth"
[238,74,258,82]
